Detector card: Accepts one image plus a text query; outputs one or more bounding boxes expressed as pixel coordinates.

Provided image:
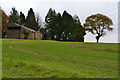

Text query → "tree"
[19,12,26,25]
[45,8,57,40]
[23,30,29,39]
[45,9,86,42]
[1,9,8,30]
[45,8,57,24]
[26,8,37,30]
[84,14,113,43]
[73,15,86,42]
[62,11,74,41]
[55,13,62,40]
[36,13,43,32]
[9,7,19,24]
[0,8,8,38]
[50,13,62,40]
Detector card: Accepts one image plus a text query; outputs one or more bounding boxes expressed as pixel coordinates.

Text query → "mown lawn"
[2,39,118,78]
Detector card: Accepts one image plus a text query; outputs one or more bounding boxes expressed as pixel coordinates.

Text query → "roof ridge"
[7,22,36,32]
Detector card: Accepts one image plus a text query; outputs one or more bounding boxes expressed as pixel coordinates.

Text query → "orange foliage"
[0,9,8,30]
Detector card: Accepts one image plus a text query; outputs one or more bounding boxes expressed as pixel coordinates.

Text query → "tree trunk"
[51,35,54,40]
[57,33,61,41]
[96,36,100,43]
[97,38,99,43]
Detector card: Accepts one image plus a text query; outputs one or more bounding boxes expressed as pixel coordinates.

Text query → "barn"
[6,22,43,40]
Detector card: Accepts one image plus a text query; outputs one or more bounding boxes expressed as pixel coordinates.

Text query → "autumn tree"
[0,8,8,38]
[84,14,113,43]
[1,9,8,30]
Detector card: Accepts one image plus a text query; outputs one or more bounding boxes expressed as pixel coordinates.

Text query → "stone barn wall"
[28,32,35,39]
[6,22,43,40]
[20,27,43,40]
[34,32,43,40]
[6,30,20,39]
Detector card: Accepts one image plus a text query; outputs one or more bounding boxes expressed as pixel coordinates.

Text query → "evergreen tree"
[62,11,74,41]
[45,8,86,42]
[45,8,57,24]
[50,13,62,40]
[73,15,86,41]
[26,8,37,30]
[55,13,62,40]
[19,12,26,25]
[45,8,57,40]
[9,7,19,24]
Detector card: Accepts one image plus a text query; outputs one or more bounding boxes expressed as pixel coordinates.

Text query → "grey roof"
[7,22,21,27]
[7,22,36,32]
[21,25,36,32]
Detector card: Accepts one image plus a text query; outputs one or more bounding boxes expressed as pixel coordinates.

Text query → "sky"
[0,0,119,43]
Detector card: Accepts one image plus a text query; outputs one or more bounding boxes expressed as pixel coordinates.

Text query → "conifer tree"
[26,8,37,30]
[45,8,57,40]
[45,8,86,42]
[19,12,26,25]
[9,7,19,24]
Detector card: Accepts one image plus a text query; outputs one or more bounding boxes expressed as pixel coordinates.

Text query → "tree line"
[7,7,113,43]
[9,7,41,31]
[45,8,86,41]
[8,7,86,42]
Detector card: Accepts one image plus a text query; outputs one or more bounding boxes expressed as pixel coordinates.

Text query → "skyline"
[0,0,119,43]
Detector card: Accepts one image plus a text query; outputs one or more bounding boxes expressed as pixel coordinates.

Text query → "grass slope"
[2,39,118,78]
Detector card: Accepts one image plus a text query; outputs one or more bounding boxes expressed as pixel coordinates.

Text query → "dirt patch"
[68,43,118,53]
[8,46,61,60]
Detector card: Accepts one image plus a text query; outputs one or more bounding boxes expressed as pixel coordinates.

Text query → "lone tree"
[84,14,113,43]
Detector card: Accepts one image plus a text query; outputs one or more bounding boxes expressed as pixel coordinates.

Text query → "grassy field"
[2,39,118,78]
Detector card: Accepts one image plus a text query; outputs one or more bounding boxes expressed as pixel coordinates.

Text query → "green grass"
[0,39,2,79]
[79,42,118,52]
[2,39,118,78]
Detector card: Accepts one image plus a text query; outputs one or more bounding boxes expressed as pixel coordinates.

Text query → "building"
[6,22,43,40]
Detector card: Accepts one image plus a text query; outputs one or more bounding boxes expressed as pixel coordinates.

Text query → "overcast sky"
[0,0,119,43]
